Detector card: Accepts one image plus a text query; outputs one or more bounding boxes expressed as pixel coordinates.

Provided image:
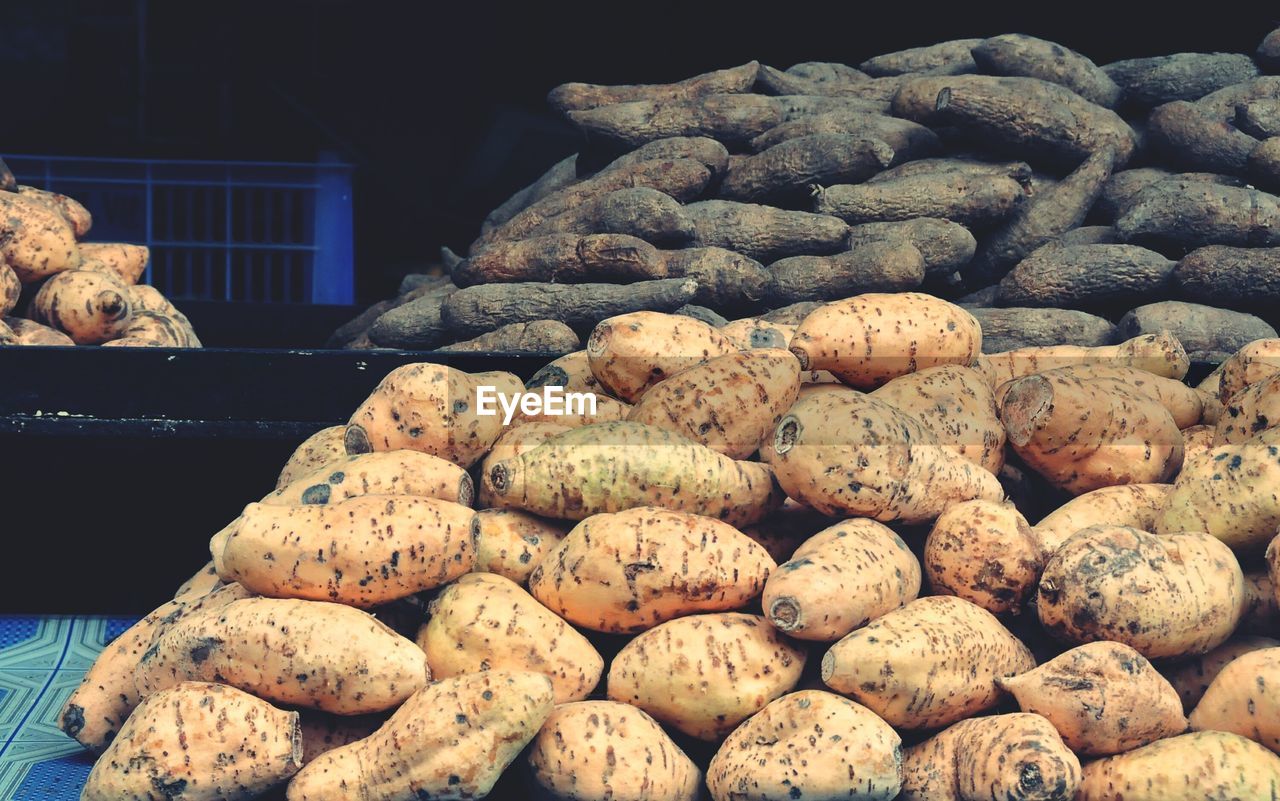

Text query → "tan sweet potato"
[973,33,1120,107]
[14,185,92,238]
[276,426,347,490]
[1163,635,1280,712]
[265,449,472,508]
[135,596,430,714]
[81,682,301,801]
[978,331,1190,387]
[286,672,553,801]
[77,242,149,285]
[607,612,806,740]
[30,268,132,344]
[524,349,608,395]
[548,61,759,113]
[1215,371,1280,444]
[477,422,570,508]
[1038,526,1244,658]
[762,518,920,641]
[586,310,736,402]
[0,263,17,317]
[173,561,222,602]
[997,642,1186,755]
[417,572,602,703]
[822,595,1035,729]
[2,316,74,346]
[814,170,1026,226]
[707,691,902,801]
[0,191,81,282]
[1217,338,1280,402]
[719,317,793,350]
[472,508,568,585]
[1032,484,1172,555]
[871,364,1006,474]
[1075,731,1280,801]
[923,500,1042,615]
[1188,646,1280,752]
[527,701,701,801]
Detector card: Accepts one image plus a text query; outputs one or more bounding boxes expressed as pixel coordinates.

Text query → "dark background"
[3,0,1277,303]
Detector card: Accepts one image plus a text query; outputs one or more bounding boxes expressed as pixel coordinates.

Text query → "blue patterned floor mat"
[0,616,138,800]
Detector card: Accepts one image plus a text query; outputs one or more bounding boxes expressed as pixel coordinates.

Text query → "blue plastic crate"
[6,154,354,304]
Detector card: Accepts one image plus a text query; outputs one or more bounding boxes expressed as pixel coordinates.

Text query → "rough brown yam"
[1236,100,1280,138]
[367,284,459,349]
[1057,225,1119,245]
[973,33,1121,108]
[3,316,74,346]
[968,147,1116,285]
[0,156,13,192]
[1194,76,1280,122]
[928,75,1139,167]
[1249,137,1280,190]
[328,280,446,348]
[1094,169,1241,222]
[767,240,925,304]
[436,320,580,354]
[718,134,893,203]
[1114,301,1277,363]
[1115,179,1280,248]
[750,111,941,163]
[566,94,783,148]
[760,301,824,325]
[660,247,770,311]
[685,200,848,262]
[673,304,729,327]
[397,273,442,295]
[846,218,976,277]
[1148,101,1260,174]
[866,156,1033,186]
[1262,29,1280,72]
[547,61,759,113]
[1103,53,1260,107]
[755,63,868,96]
[481,155,579,234]
[861,39,983,77]
[814,171,1026,226]
[441,278,698,338]
[769,94,891,119]
[998,243,1175,310]
[1172,245,1280,311]
[455,234,666,287]
[600,136,731,178]
[517,187,695,247]
[785,62,871,83]
[969,307,1115,353]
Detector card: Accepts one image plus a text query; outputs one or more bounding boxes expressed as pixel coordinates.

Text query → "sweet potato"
[81,682,301,801]
[277,426,347,490]
[871,364,1006,474]
[30,268,132,344]
[770,93,892,119]
[750,109,941,162]
[173,561,222,602]
[0,191,81,282]
[1075,731,1280,801]
[524,349,606,395]
[14,185,91,239]
[1042,364,1204,429]
[1187,646,1280,752]
[1032,484,1172,555]
[719,317,793,350]
[437,319,580,354]
[1163,635,1280,712]
[969,307,1115,353]
[527,701,701,801]
[218,496,477,607]
[996,243,1174,311]
[768,238,924,303]
[567,93,784,148]
[586,310,736,402]
[684,199,848,262]
[814,170,1026,226]
[2,316,72,345]
[822,595,1034,729]
[286,672,553,801]
[530,506,774,632]
[296,711,384,765]
[762,518,920,641]
[1237,99,1280,138]
[1241,569,1278,633]
[718,133,894,203]
[472,508,568,585]
[547,61,759,113]
[978,331,1190,387]
[923,500,1041,615]
[0,263,17,317]
[1149,100,1261,174]
[674,303,728,327]
[77,242,149,285]
[607,612,806,740]
[482,154,579,234]
[1215,371,1280,444]
[1114,179,1280,247]
[477,422,570,508]
[1250,135,1280,189]
[1180,424,1214,467]
[900,713,1081,801]
[1103,52,1259,107]
[1038,526,1244,658]
[486,421,784,526]
[707,691,902,801]
[845,217,977,278]
[417,572,602,703]
[973,33,1121,107]
[1115,300,1276,363]
[765,389,1003,522]
[598,134,732,177]
[455,233,666,286]
[627,348,800,458]
[1271,535,1280,606]
[997,642,1186,755]
[863,39,982,77]
[344,363,522,468]
[1217,338,1280,402]
[136,596,429,714]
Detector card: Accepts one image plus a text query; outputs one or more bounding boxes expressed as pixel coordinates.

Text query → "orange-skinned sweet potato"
[586,311,737,402]
[276,426,347,490]
[1075,731,1280,801]
[1189,646,1280,753]
[923,500,1042,615]
[472,508,568,585]
[263,450,473,508]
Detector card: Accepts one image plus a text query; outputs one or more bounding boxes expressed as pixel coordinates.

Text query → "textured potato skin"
[871,364,1006,474]
[1217,338,1280,403]
[135,597,430,714]
[707,691,902,801]
[995,243,1174,311]
[607,613,806,740]
[924,500,1041,615]
[814,171,1026,226]
[547,61,759,113]
[997,642,1186,755]
[276,426,347,490]
[1189,646,1280,752]
[1162,635,1280,712]
[822,595,1035,729]
[264,450,473,507]
[14,185,92,238]
[1271,535,1280,610]
[478,423,571,508]
[530,506,774,632]
[1115,179,1280,248]
[0,191,82,282]
[1037,526,1244,659]
[587,310,736,402]
[1215,371,1280,444]
[866,39,982,77]
[762,518,920,641]
[77,242,149,284]
[0,263,18,318]
[527,701,701,801]
[286,671,554,801]
[30,268,132,344]
[2,315,74,345]
[1031,483,1171,555]
[567,94,784,148]
[684,199,849,263]
[218,496,477,607]
[973,33,1120,107]
[1075,731,1280,801]
[472,508,568,585]
[900,713,1081,801]
[978,331,1190,387]
[789,292,981,388]
[82,682,301,801]
[417,572,602,703]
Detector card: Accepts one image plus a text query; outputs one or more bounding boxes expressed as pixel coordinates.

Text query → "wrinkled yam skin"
[814,171,1027,226]
[821,595,1036,729]
[684,199,849,263]
[707,691,902,801]
[924,500,1042,615]
[996,642,1186,755]
[455,233,666,287]
[218,496,477,607]
[1162,635,1280,712]
[1032,483,1172,555]
[264,450,473,508]
[718,133,894,203]
[437,319,580,355]
[1148,100,1260,174]
[276,426,347,490]
[81,682,302,801]
[871,364,1006,474]
[527,701,701,801]
[0,191,82,282]
[762,518,921,641]
[417,573,603,703]
[607,613,806,740]
[472,508,568,585]
[1189,646,1280,752]
[768,240,926,304]
[135,597,430,714]
[587,310,736,402]
[286,672,554,801]
[974,33,1120,107]
[30,268,132,344]
[548,61,760,113]
[995,243,1174,311]
[864,39,982,77]
[530,506,774,632]
[1114,300,1277,365]
[567,94,784,148]
[846,217,977,277]
[1037,526,1244,659]
[1103,52,1259,107]
[478,423,571,509]
[749,110,941,163]
[1115,180,1280,248]
[1075,731,1280,801]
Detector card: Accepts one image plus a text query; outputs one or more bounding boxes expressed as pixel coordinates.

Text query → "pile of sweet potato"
[0,157,200,349]
[63,287,1280,800]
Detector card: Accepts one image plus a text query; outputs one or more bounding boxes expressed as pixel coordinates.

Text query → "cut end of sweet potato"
[767,596,801,631]
[489,462,513,495]
[1002,375,1054,448]
[586,323,612,358]
[774,417,801,455]
[343,424,372,455]
[789,344,811,371]
[819,649,836,683]
[458,474,475,507]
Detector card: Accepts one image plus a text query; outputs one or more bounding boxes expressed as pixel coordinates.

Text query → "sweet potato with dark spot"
[871,364,1006,473]
[77,243,149,285]
[924,500,1041,615]
[15,185,92,239]
[30,268,132,344]
[0,191,81,282]
[547,61,759,113]
[1103,52,1259,107]
[718,134,894,203]
[472,508,568,585]
[264,450,473,508]
[973,33,1121,107]
[768,239,925,303]
[586,310,736,402]
[0,263,18,317]
[1031,483,1173,555]
[1077,731,1280,801]
[277,426,346,490]
[478,423,571,509]
[685,199,849,262]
